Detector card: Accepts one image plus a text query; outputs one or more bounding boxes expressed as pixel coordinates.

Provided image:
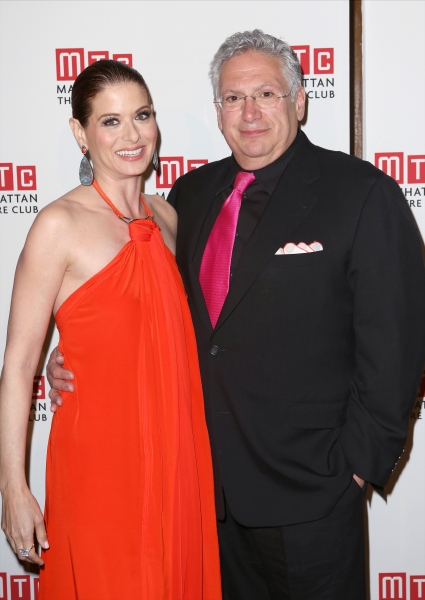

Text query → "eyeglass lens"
[221,92,286,111]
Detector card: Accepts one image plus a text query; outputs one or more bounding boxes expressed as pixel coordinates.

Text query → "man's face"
[216,51,306,170]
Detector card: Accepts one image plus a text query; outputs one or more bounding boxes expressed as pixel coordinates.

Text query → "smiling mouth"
[116,148,144,157]
[240,129,268,136]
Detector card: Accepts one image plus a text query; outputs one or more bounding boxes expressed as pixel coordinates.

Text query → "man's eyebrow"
[254,82,277,90]
[221,82,278,95]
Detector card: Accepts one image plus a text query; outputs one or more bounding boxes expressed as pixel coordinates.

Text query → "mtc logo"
[32,376,45,401]
[0,164,36,191]
[0,572,39,600]
[291,45,334,75]
[379,573,425,600]
[375,153,425,184]
[156,157,208,189]
[55,49,133,81]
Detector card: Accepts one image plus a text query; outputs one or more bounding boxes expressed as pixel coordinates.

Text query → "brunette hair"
[72,60,152,127]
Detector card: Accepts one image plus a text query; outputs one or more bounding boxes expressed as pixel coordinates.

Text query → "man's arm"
[340,173,425,486]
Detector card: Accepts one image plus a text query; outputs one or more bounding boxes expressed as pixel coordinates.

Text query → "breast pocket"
[268,251,325,269]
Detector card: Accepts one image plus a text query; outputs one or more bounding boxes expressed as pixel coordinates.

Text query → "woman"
[0,60,221,599]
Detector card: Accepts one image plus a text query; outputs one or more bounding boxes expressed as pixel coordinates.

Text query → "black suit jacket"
[168,131,425,526]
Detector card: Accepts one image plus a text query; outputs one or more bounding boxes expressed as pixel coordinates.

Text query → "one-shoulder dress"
[39,186,221,600]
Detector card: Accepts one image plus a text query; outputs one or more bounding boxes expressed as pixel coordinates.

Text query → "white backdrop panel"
[364,2,425,600]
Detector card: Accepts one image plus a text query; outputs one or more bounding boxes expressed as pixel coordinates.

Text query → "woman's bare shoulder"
[46,185,93,212]
[145,193,177,231]
[26,186,93,241]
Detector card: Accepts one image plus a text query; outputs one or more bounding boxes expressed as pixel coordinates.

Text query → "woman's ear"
[69,118,87,149]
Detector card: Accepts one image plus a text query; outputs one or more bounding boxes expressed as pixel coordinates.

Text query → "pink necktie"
[199,171,256,327]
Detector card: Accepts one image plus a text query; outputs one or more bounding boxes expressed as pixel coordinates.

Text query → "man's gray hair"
[209,29,302,102]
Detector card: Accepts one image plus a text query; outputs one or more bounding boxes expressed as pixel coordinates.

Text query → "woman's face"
[74,82,157,181]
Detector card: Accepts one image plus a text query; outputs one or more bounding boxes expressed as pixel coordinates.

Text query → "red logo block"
[112,54,132,66]
[411,575,425,600]
[33,578,39,600]
[56,48,85,81]
[291,45,310,74]
[408,155,425,184]
[32,376,46,400]
[88,51,109,64]
[155,157,209,188]
[16,166,36,190]
[10,576,30,600]
[314,48,334,74]
[156,157,184,188]
[0,572,7,600]
[187,159,208,172]
[375,153,404,184]
[379,573,406,600]
[0,163,14,191]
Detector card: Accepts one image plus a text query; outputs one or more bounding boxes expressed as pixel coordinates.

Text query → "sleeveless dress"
[39,185,221,600]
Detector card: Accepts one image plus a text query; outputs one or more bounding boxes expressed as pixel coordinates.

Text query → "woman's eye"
[102,117,118,127]
[136,110,151,121]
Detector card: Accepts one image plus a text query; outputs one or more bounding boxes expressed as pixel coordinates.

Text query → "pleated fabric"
[39,207,221,599]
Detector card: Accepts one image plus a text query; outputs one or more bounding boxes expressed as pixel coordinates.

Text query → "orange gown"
[39,187,221,600]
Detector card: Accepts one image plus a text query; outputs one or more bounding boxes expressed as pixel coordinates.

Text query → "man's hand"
[353,474,365,489]
[46,347,74,412]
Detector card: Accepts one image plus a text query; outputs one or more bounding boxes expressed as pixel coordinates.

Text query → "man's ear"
[295,86,306,122]
[215,103,223,133]
[69,118,87,149]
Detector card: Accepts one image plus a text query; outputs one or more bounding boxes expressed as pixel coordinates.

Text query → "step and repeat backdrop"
[0,1,423,598]
[363,2,425,600]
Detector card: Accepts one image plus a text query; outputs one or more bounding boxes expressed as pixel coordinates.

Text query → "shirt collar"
[215,129,301,196]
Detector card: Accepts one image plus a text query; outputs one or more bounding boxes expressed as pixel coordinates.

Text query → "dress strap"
[93,180,154,222]
[141,195,154,218]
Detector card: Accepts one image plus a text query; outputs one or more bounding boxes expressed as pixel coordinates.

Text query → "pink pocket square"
[275,241,323,255]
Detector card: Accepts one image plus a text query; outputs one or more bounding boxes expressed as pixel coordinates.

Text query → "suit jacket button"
[210,345,219,355]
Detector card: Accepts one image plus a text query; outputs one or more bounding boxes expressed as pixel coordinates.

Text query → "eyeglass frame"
[213,90,291,111]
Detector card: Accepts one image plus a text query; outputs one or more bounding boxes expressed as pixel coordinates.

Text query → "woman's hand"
[1,484,49,565]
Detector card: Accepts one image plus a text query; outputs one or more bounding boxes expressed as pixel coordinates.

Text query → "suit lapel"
[215,138,321,330]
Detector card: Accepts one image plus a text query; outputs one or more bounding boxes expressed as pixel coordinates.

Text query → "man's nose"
[241,96,262,122]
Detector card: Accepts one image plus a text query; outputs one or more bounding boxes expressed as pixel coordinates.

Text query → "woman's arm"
[0,202,71,564]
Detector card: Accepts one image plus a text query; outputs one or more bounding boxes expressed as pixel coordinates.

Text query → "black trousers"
[218,478,367,600]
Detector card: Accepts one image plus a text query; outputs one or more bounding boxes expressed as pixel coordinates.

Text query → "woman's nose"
[123,122,140,142]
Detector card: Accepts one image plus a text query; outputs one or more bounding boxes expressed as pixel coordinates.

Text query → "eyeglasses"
[214,90,291,112]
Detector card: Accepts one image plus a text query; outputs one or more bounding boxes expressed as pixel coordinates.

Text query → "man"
[48,30,425,599]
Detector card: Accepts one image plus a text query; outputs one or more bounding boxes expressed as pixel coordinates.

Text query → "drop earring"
[79,146,94,186]
[152,149,159,172]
